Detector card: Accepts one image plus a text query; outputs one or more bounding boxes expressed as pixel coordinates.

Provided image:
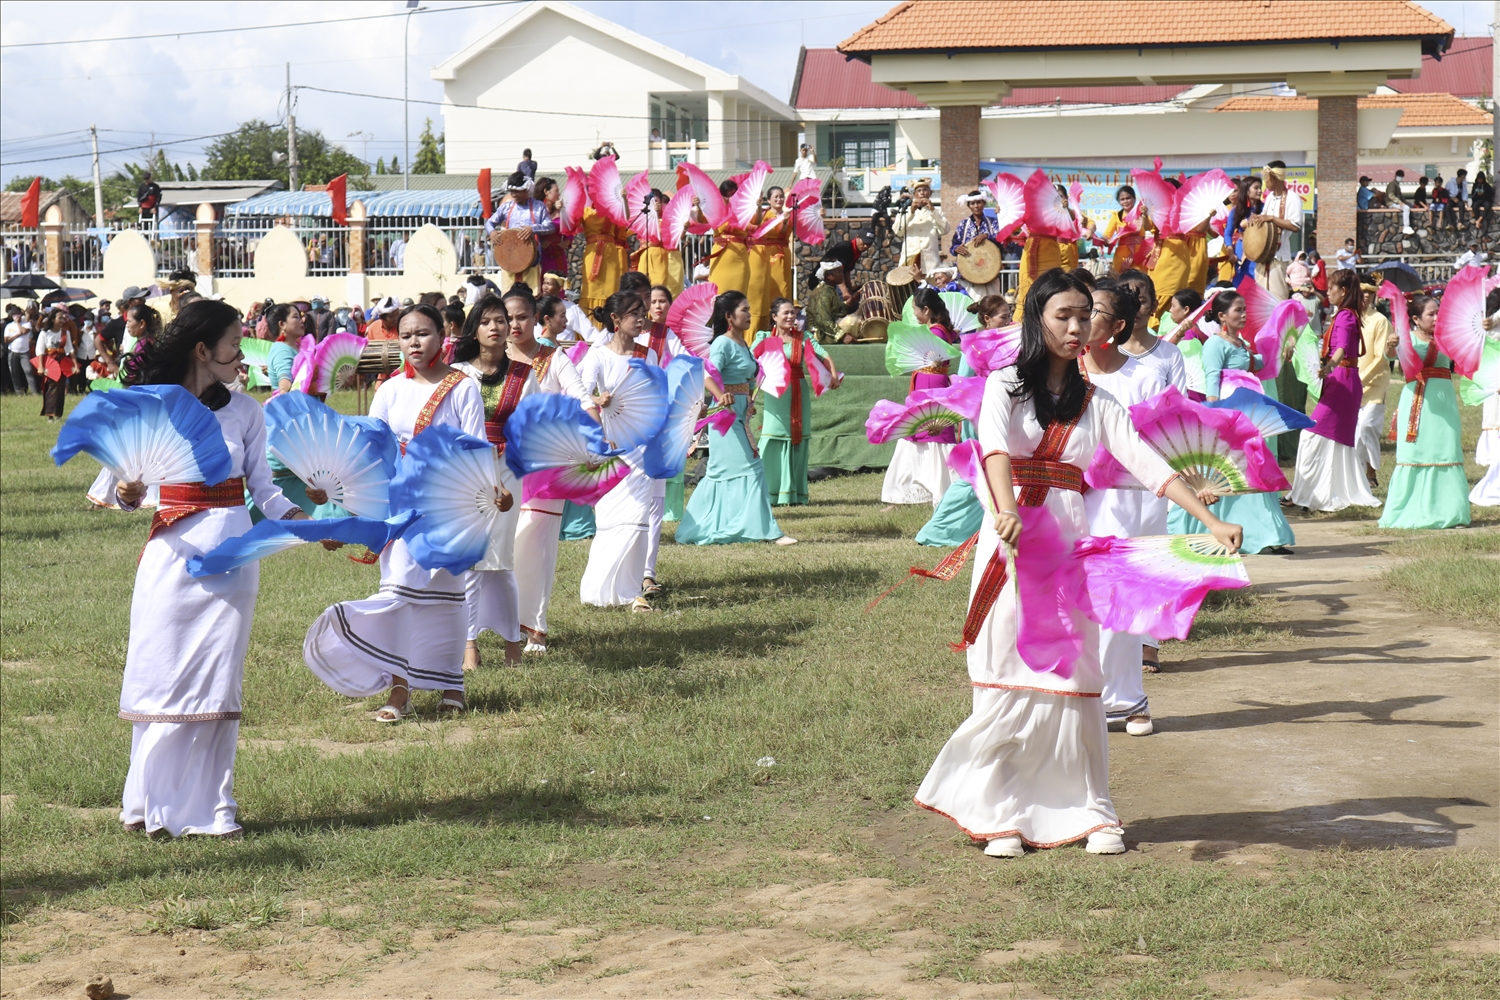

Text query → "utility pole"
[286,63,300,192]
[90,124,104,225]
[1493,3,1498,178]
[404,2,419,190]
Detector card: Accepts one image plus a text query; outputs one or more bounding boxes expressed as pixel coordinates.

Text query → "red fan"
[558,166,587,237]
[790,176,824,245]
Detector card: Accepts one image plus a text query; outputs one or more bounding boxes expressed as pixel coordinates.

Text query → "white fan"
[51,384,232,486]
[265,393,399,518]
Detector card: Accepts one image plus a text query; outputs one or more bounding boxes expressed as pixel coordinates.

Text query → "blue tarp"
[225,189,483,219]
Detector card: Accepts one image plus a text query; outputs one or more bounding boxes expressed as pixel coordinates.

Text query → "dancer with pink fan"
[450,296,529,671]
[748,185,793,334]
[914,270,1242,859]
[881,288,963,508]
[304,304,486,722]
[1167,289,1297,554]
[753,298,843,506]
[81,301,310,837]
[1288,269,1382,512]
[677,290,791,546]
[704,170,759,305]
[1432,274,1500,507]
[580,158,634,320]
[1378,293,1471,529]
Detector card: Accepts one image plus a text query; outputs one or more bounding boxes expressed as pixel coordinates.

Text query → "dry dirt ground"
[3,519,1496,999]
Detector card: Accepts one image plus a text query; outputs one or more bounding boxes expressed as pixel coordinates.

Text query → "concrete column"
[707,91,726,170]
[939,105,981,231]
[1316,95,1360,252]
[194,203,215,278]
[41,204,63,279]
[346,201,369,308]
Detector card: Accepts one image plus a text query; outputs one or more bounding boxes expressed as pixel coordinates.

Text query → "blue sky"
[0,0,1489,188]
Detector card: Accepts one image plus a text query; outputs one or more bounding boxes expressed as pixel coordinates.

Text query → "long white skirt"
[1473,398,1500,506]
[1354,402,1385,473]
[514,499,564,640]
[1289,431,1381,511]
[465,569,521,642]
[644,494,665,579]
[121,719,240,836]
[881,438,955,506]
[915,687,1117,847]
[581,468,652,607]
[303,538,467,695]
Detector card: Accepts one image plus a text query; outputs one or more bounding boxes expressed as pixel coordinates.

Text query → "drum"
[855,279,895,342]
[884,265,918,316]
[1241,216,1280,267]
[956,237,1002,284]
[491,227,539,274]
[356,341,404,377]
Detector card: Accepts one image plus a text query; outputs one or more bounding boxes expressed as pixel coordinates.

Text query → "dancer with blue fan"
[303,303,487,722]
[451,295,528,670]
[577,291,671,610]
[54,300,310,838]
[486,286,590,654]
[676,290,790,546]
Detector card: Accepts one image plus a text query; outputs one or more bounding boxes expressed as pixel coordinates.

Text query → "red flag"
[20,177,41,228]
[478,168,493,218]
[328,173,348,226]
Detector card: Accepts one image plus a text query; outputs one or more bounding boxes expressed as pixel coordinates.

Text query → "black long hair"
[911,286,954,331]
[121,299,241,410]
[451,295,509,367]
[1009,268,1093,428]
[1206,288,1243,328]
[267,302,299,339]
[711,290,748,338]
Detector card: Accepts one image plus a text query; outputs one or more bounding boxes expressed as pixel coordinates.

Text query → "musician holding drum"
[484,171,553,292]
[950,189,1004,299]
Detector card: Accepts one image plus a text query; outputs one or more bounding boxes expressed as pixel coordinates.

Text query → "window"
[827,126,894,169]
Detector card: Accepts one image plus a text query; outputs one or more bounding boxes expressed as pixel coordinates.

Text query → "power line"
[0,122,283,168]
[0,1,524,49]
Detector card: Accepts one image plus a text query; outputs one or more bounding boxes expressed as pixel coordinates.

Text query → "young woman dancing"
[883,287,961,508]
[110,300,308,837]
[304,304,485,720]
[915,269,1241,858]
[753,299,842,506]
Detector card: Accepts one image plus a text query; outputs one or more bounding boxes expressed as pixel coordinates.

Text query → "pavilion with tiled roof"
[838,0,1456,244]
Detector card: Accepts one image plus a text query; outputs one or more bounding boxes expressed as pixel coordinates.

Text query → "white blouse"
[368,371,486,445]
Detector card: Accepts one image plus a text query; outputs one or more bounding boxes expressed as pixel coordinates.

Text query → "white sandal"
[438,694,466,713]
[375,682,411,723]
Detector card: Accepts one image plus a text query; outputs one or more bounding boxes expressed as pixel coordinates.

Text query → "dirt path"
[4,520,1496,999]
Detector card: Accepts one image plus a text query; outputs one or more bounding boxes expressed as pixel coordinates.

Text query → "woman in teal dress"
[753,299,843,505]
[1167,290,1296,553]
[1379,294,1471,529]
[677,291,792,545]
[915,353,983,546]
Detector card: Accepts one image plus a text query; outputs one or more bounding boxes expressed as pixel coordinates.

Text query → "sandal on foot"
[774,535,798,546]
[375,683,411,723]
[1142,658,1161,674]
[1125,715,1154,737]
[641,577,663,596]
[630,596,655,613]
[438,696,466,713]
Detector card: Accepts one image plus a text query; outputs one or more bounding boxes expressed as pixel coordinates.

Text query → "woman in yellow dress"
[1101,185,1151,274]
[748,186,793,334]
[633,188,684,296]
[581,207,632,322]
[1148,220,1211,321]
[705,179,752,304]
[1014,230,1062,314]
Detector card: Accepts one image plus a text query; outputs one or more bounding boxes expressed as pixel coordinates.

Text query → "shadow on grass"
[1166,638,1489,674]
[1165,693,1482,732]
[662,566,883,605]
[1129,795,1488,852]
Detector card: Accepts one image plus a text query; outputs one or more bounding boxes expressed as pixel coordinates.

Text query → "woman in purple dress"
[1289,268,1381,510]
[881,287,962,507]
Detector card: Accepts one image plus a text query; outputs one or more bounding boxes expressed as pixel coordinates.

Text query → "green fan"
[884,321,962,377]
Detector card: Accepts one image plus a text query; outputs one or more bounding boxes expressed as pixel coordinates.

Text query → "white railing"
[60,230,106,278]
[1,227,43,276]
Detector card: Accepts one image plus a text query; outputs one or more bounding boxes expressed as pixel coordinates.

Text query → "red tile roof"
[1214,92,1492,128]
[1388,37,1493,98]
[792,48,1188,110]
[840,1,1453,55]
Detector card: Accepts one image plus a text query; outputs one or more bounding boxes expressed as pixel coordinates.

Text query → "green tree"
[389,155,401,176]
[202,119,370,189]
[375,157,386,175]
[412,118,445,174]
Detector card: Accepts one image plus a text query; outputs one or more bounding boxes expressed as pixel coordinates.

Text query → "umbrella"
[3,289,37,300]
[41,287,98,306]
[1367,260,1424,293]
[0,274,61,292]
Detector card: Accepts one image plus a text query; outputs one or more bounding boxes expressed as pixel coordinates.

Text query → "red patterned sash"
[789,335,806,446]
[148,478,246,542]
[404,370,468,456]
[484,364,530,451]
[955,386,1093,650]
[1405,339,1451,443]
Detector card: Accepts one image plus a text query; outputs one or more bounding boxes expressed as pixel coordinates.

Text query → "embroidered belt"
[149,478,246,542]
[1406,366,1453,443]
[916,363,949,374]
[1010,459,1085,506]
[1336,358,1358,368]
[722,382,751,395]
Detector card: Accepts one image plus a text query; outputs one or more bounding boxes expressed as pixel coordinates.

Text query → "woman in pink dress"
[1289,268,1381,511]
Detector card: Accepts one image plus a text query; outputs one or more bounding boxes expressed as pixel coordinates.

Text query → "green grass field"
[3,390,1498,999]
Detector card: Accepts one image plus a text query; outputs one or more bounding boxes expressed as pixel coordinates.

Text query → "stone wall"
[1357,207,1497,257]
[794,217,901,293]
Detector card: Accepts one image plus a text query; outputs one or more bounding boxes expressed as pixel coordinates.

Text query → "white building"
[431,0,799,174]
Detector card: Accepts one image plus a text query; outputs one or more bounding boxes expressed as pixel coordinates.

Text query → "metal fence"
[365,219,485,275]
[1,227,42,275]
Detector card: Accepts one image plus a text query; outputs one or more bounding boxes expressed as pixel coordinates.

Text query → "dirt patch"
[241,726,482,758]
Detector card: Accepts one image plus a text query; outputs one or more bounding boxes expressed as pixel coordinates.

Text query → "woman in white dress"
[1471,289,1500,507]
[578,290,660,611]
[1080,280,1173,737]
[504,287,590,652]
[882,287,961,508]
[914,269,1241,858]
[450,296,523,671]
[110,300,307,837]
[303,304,487,721]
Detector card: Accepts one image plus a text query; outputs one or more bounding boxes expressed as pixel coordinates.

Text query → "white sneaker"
[775,535,798,546]
[1126,715,1154,736]
[1402,226,1415,235]
[984,835,1024,857]
[1085,828,1127,854]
